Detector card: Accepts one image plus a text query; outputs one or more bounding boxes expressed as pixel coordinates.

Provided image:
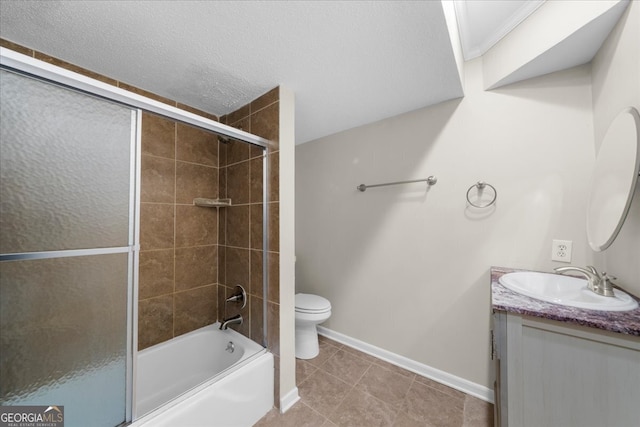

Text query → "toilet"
[295,293,332,359]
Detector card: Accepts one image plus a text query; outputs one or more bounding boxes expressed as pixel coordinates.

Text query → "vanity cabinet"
[493,312,640,427]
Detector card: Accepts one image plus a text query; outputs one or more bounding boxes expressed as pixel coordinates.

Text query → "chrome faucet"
[554,265,616,297]
[225,285,247,309]
[220,314,243,330]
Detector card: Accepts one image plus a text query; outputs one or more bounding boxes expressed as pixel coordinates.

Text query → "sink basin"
[499,271,638,312]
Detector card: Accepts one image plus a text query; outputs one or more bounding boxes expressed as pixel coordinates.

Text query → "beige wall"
[295,58,595,388]
[277,86,297,409]
[591,1,640,296]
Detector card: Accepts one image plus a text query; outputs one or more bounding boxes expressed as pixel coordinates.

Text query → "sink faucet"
[220,314,243,330]
[554,265,616,297]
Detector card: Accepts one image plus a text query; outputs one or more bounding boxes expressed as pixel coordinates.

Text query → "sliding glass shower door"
[0,69,136,426]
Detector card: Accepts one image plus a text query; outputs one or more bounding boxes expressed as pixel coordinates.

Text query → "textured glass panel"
[0,253,128,427]
[0,69,133,253]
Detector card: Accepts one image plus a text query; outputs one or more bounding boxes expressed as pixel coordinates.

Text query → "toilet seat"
[295,293,331,314]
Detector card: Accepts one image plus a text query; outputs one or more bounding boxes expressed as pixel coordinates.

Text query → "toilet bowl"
[295,293,331,359]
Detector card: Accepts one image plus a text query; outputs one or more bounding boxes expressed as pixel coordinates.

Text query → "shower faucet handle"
[225,284,247,309]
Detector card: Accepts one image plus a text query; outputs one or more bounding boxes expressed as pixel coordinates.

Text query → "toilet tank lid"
[295,293,331,311]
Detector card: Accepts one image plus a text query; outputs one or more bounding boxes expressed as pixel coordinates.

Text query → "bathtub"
[132,323,273,427]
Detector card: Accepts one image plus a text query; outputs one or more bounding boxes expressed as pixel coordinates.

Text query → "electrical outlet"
[552,239,572,262]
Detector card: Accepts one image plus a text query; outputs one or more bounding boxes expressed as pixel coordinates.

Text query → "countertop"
[491,266,640,337]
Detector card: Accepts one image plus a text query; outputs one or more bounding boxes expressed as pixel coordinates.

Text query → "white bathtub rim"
[136,322,261,359]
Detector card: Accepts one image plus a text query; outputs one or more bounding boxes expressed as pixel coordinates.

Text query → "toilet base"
[295,323,320,359]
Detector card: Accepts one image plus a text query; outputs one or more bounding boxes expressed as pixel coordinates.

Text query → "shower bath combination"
[134,324,272,426]
[0,47,274,426]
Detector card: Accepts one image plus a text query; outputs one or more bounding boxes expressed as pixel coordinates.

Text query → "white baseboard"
[317,326,494,403]
[279,387,300,413]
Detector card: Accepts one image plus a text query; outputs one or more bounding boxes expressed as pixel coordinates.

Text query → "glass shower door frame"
[0,71,140,423]
[129,110,142,421]
[0,47,270,148]
[1,46,272,423]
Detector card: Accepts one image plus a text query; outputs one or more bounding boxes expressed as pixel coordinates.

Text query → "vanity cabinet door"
[493,311,640,427]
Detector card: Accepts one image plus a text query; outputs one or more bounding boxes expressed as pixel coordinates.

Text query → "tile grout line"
[351,361,373,389]
[300,400,331,425]
[325,380,357,423]
[295,346,345,417]
[327,338,418,426]
[339,361,408,426]
[278,341,491,425]
[332,336,467,399]
[316,349,374,422]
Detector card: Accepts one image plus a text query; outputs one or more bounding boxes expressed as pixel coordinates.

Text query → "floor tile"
[306,338,341,367]
[329,388,398,427]
[401,380,465,426]
[318,335,343,348]
[371,358,416,380]
[296,358,318,384]
[321,339,416,380]
[258,336,494,427]
[298,369,352,416]
[321,350,372,386]
[355,364,413,407]
[463,395,494,427]
[339,343,381,364]
[392,413,428,427]
[414,375,466,400]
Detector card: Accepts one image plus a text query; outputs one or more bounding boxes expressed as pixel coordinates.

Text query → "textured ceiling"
[0,0,463,144]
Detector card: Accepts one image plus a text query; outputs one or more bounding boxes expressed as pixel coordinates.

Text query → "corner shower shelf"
[193,198,232,208]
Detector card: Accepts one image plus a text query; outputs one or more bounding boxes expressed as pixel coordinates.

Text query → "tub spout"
[220,314,243,330]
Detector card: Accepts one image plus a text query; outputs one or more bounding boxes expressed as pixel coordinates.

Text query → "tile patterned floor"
[255,336,494,427]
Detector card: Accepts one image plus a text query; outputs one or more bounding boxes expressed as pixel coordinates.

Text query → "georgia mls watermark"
[0,406,64,427]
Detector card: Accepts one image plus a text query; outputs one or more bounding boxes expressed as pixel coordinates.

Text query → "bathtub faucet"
[220,314,243,330]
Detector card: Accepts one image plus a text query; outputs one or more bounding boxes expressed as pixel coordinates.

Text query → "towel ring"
[466,181,497,208]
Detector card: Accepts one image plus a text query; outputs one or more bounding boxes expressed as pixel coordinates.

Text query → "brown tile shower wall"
[138,114,221,350]
[219,88,280,364]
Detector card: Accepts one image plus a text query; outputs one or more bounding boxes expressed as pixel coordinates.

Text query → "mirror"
[587,107,640,251]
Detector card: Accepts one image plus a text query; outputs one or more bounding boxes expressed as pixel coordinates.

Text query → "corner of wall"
[440,0,465,94]
[483,0,628,90]
[591,0,640,148]
[590,0,640,296]
[277,85,297,411]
